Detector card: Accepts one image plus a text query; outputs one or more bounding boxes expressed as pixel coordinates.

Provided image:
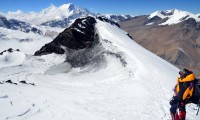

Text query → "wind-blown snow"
[0,19,200,120]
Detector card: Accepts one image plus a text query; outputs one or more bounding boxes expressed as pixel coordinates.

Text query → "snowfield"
[0,19,200,120]
[0,26,64,54]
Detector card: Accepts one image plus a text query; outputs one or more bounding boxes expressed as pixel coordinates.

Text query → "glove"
[169,98,177,105]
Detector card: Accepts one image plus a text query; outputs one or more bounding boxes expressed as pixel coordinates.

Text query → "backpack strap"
[195,84,200,96]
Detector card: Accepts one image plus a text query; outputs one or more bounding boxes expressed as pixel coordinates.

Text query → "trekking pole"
[196,99,200,115]
[195,83,200,115]
[197,106,200,115]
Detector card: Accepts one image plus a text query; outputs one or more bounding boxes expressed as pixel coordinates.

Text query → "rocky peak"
[34,16,97,56]
[35,16,126,68]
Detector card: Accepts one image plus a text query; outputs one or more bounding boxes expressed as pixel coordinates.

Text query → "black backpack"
[193,78,200,115]
[193,78,200,98]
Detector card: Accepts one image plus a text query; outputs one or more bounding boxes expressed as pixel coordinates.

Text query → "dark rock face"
[34,43,65,55]
[184,18,197,27]
[145,16,168,25]
[0,16,10,28]
[57,17,97,49]
[146,16,162,23]
[35,16,97,56]
[145,16,168,26]
[97,16,120,27]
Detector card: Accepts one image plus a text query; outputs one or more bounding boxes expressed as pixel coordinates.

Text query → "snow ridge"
[149,9,200,25]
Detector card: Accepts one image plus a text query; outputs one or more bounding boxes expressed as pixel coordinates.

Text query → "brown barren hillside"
[119,15,200,75]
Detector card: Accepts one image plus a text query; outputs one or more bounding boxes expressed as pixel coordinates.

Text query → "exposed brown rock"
[119,17,200,75]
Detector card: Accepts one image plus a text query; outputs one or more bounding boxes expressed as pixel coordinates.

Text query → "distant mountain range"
[1,3,132,28]
[119,9,200,75]
[0,3,132,54]
[0,15,42,34]
[1,3,200,75]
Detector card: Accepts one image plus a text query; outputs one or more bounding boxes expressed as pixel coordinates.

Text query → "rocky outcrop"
[0,48,20,55]
[35,16,97,56]
[97,16,120,27]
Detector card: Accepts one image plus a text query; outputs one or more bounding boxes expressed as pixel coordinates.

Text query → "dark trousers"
[170,102,186,113]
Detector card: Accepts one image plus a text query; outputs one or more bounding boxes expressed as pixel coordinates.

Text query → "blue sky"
[0,0,200,15]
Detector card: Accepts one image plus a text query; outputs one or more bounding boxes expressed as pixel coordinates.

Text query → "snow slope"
[0,19,199,120]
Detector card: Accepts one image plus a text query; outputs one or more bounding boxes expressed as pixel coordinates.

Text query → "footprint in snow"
[0,95,8,98]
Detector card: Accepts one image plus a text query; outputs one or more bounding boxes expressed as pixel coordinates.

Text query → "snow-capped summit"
[3,3,132,28]
[40,5,57,15]
[149,10,167,19]
[149,9,187,19]
[5,3,95,25]
[59,3,75,11]
[148,9,200,25]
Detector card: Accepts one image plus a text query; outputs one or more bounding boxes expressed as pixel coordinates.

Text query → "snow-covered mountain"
[119,9,200,75]
[0,16,199,120]
[104,14,133,22]
[0,14,42,34]
[5,3,95,25]
[2,3,132,28]
[148,9,200,25]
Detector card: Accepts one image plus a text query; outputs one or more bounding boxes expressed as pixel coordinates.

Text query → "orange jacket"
[174,73,195,101]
